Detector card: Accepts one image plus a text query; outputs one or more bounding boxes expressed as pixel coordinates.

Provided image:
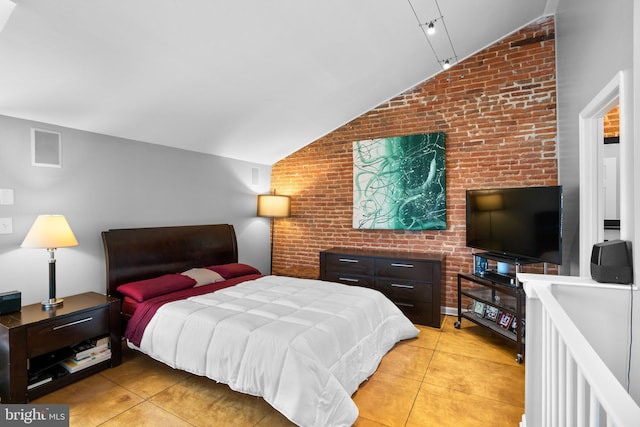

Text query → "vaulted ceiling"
[0,0,556,165]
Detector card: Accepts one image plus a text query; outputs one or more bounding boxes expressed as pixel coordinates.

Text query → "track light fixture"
[409,0,458,75]
[420,19,437,36]
[426,21,435,35]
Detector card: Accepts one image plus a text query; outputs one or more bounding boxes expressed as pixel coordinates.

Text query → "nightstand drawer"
[376,278,432,303]
[376,259,432,281]
[324,253,374,276]
[27,307,109,357]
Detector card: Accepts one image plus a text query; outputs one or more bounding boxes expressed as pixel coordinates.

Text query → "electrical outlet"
[0,218,13,234]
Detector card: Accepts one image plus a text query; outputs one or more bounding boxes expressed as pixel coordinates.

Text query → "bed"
[102,224,419,427]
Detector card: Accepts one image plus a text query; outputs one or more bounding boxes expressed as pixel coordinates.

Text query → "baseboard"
[441,306,458,316]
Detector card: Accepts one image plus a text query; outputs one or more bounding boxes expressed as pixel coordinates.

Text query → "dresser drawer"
[27,307,109,358]
[375,259,432,281]
[324,271,375,288]
[324,253,374,276]
[391,301,434,326]
[376,278,432,303]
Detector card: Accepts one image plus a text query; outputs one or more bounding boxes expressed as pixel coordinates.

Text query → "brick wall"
[270,17,557,310]
[604,105,620,137]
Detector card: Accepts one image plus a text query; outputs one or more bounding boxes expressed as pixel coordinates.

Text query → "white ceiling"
[0,0,555,165]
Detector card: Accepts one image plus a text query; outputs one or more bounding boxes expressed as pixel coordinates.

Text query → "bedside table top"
[0,292,119,329]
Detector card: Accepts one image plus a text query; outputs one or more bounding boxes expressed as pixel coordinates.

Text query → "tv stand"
[454,252,543,363]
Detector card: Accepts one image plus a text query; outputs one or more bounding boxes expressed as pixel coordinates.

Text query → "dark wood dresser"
[319,247,446,328]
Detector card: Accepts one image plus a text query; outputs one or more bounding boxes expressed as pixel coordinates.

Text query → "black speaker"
[590,240,633,284]
[0,290,21,315]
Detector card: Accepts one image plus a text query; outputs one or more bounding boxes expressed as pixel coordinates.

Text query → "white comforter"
[135,275,419,426]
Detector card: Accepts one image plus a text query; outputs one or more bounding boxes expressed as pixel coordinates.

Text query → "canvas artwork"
[353,132,446,230]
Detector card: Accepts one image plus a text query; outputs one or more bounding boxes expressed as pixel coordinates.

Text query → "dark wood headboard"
[102,224,238,300]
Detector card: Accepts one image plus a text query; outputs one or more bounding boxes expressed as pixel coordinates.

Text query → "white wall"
[555,0,638,401]
[551,284,635,387]
[556,0,633,275]
[0,115,273,305]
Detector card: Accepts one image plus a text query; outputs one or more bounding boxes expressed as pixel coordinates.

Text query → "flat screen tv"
[466,185,563,265]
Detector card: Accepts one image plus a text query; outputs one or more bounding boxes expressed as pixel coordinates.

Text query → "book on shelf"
[59,349,111,373]
[27,376,53,390]
[72,336,110,360]
[72,347,111,364]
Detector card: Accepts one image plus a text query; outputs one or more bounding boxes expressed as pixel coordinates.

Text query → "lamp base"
[41,298,64,310]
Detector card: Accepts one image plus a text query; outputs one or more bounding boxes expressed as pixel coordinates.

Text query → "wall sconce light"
[257,191,291,274]
[21,215,78,309]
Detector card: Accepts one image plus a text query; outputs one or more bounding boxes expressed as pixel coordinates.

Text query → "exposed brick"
[271,17,558,310]
[604,105,620,137]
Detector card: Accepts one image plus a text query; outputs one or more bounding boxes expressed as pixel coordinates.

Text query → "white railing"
[519,274,640,427]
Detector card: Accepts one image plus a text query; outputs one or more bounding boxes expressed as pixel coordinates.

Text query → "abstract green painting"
[353,132,446,230]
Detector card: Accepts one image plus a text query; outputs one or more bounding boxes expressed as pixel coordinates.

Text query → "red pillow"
[206,263,261,279]
[117,273,196,302]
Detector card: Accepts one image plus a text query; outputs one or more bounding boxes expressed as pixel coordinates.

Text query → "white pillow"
[181,268,224,287]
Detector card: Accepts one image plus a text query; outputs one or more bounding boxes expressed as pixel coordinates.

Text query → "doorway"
[603,105,620,241]
[578,70,631,276]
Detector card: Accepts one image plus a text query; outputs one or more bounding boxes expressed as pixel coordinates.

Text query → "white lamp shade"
[257,195,291,218]
[21,215,79,249]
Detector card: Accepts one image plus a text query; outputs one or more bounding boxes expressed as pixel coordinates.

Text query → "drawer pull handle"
[52,317,93,330]
[391,283,414,289]
[391,263,414,268]
[395,302,415,308]
[338,258,359,263]
[340,277,359,283]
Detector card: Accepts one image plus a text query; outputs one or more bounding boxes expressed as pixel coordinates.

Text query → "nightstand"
[0,292,122,403]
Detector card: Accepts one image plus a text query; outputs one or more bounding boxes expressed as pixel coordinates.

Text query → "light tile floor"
[33,316,525,426]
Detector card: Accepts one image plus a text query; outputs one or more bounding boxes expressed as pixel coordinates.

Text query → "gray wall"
[556,0,633,275]
[555,0,638,400]
[0,115,272,305]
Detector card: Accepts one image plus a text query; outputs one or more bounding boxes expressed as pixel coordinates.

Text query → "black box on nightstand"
[0,291,21,315]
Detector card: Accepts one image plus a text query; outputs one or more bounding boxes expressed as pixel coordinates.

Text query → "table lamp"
[21,215,78,309]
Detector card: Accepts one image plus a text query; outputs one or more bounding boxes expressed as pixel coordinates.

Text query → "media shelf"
[462,308,522,343]
[463,287,519,312]
[455,252,536,363]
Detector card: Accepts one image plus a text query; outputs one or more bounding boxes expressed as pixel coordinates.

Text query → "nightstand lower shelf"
[26,359,112,401]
